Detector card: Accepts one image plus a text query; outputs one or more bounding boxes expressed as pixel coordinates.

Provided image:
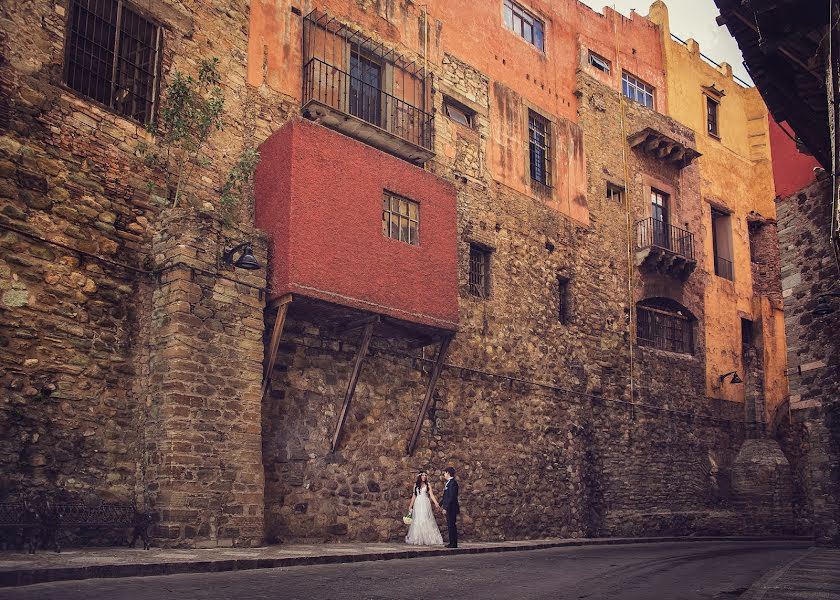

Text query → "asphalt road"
[0,541,812,600]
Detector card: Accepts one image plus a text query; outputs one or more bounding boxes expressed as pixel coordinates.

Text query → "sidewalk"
[741,546,840,599]
[0,535,809,588]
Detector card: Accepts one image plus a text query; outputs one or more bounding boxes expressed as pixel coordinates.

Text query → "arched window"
[636,298,695,355]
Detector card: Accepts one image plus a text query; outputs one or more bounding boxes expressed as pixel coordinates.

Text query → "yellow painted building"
[649,2,787,422]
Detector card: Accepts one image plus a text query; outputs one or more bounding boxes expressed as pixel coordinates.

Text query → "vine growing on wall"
[137,57,258,216]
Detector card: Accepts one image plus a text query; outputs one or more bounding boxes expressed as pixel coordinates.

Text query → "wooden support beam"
[330,318,377,453]
[260,294,293,402]
[407,334,453,456]
[327,314,379,337]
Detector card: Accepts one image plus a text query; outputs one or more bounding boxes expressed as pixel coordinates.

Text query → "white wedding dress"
[405,486,444,546]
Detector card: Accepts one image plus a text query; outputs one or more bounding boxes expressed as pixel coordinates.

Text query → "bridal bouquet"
[402,513,413,525]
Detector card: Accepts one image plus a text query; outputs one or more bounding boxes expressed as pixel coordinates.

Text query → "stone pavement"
[0,535,809,588]
[741,547,840,599]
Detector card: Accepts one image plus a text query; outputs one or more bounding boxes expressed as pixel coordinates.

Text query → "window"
[528,110,552,187]
[706,96,720,138]
[607,183,624,203]
[468,244,490,298]
[557,276,571,324]
[636,300,694,355]
[443,97,474,128]
[711,209,734,280]
[349,51,383,126]
[622,72,655,109]
[651,189,670,249]
[382,192,419,245]
[588,52,611,74]
[741,318,754,352]
[503,0,545,51]
[63,0,162,125]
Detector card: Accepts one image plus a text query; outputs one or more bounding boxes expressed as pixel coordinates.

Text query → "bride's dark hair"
[414,471,428,496]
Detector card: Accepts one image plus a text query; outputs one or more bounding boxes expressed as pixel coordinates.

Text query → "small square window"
[588,52,611,74]
[622,72,655,110]
[607,183,624,203]
[468,244,491,298]
[443,98,474,128]
[382,191,419,245]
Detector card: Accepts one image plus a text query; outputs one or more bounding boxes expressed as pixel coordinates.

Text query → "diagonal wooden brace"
[407,334,453,456]
[260,293,293,402]
[330,317,378,453]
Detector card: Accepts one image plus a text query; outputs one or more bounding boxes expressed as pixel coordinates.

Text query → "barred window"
[503,0,545,51]
[382,192,419,245]
[557,276,571,324]
[528,110,552,187]
[622,72,655,110]
[468,244,490,298]
[64,0,162,125]
[636,300,694,355]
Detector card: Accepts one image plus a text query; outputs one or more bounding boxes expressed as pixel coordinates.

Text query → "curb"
[0,535,813,588]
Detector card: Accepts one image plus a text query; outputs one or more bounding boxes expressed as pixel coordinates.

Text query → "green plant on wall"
[137,57,258,212]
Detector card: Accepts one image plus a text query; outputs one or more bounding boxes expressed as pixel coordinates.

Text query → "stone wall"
[0,0,271,547]
[776,173,840,546]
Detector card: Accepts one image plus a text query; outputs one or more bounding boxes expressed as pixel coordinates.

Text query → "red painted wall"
[255,119,459,331]
[769,115,820,198]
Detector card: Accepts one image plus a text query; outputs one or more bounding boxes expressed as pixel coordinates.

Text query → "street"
[0,541,814,600]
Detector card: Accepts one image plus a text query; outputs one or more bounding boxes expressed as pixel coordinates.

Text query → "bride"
[405,470,444,546]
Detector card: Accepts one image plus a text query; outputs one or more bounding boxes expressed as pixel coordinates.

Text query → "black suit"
[440,478,460,548]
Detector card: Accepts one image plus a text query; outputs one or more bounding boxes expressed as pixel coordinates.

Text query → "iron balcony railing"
[303,57,433,151]
[714,255,734,280]
[636,217,695,261]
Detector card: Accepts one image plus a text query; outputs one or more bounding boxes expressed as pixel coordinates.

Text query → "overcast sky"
[578,0,752,83]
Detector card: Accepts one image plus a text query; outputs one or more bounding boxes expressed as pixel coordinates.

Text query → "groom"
[439,466,460,548]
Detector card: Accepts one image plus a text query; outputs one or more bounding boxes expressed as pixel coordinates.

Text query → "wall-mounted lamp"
[813,291,840,316]
[719,371,743,385]
[223,242,261,270]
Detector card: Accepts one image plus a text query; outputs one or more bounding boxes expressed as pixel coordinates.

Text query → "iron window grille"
[706,95,720,137]
[468,244,490,298]
[588,52,611,74]
[637,305,693,354]
[503,0,545,51]
[622,72,655,109]
[528,110,552,187]
[557,276,571,324]
[382,191,419,245]
[63,0,162,125]
[302,10,433,151]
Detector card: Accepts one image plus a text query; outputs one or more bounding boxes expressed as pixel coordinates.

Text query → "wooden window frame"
[62,0,163,126]
[382,191,419,245]
[636,304,694,355]
[443,96,474,128]
[706,95,720,139]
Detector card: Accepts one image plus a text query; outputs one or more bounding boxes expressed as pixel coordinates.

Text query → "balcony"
[302,10,434,165]
[628,127,701,169]
[636,217,697,279]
